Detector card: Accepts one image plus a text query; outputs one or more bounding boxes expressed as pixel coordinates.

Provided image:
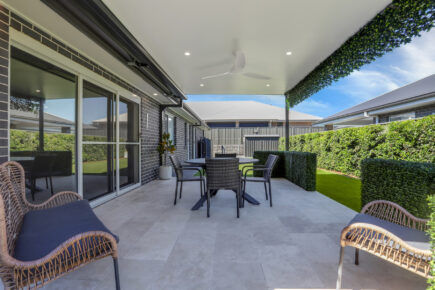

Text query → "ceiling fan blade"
[201,72,230,80]
[243,72,271,80]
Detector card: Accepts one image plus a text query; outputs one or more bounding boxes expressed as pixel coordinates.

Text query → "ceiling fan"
[201,51,271,80]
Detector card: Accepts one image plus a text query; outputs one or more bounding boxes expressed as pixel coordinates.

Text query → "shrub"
[279,116,435,177]
[361,159,435,218]
[253,151,317,191]
[428,195,435,288]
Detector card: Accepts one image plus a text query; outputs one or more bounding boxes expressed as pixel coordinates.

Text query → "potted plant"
[157,132,176,179]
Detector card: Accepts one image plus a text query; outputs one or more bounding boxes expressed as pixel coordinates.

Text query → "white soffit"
[102,0,391,95]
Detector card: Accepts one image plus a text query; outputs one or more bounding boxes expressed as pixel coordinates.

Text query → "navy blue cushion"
[14,200,118,261]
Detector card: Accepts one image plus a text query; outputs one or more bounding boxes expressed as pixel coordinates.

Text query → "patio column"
[285,98,289,151]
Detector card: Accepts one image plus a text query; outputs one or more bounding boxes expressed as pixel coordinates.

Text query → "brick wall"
[140,97,160,184]
[0,6,8,163]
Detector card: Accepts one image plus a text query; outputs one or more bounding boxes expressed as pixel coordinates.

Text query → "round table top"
[186,157,258,165]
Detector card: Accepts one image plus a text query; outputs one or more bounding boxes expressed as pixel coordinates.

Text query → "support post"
[285,97,289,151]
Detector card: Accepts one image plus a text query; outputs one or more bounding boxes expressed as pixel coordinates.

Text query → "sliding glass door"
[82,81,116,200]
[10,46,140,203]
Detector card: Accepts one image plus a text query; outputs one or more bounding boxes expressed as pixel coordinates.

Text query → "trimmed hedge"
[279,115,435,177]
[361,159,435,218]
[428,195,435,288]
[253,151,317,191]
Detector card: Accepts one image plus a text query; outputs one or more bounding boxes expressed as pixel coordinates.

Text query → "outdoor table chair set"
[169,154,279,218]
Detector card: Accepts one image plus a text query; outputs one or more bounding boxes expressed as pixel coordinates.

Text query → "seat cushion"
[14,200,118,261]
[349,213,429,251]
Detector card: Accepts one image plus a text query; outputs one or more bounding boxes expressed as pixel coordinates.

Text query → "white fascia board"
[367,96,435,116]
[315,112,368,126]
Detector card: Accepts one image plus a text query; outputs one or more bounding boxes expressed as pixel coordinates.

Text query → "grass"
[316,169,361,212]
[83,158,128,174]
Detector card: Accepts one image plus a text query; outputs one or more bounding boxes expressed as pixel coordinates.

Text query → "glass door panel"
[10,47,77,203]
[82,81,116,200]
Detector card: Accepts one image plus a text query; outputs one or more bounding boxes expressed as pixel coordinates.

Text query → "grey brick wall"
[140,97,160,184]
[0,6,8,164]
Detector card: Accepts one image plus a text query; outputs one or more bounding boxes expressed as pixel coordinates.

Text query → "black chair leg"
[355,248,359,265]
[263,182,268,200]
[45,177,49,189]
[179,181,183,199]
[268,181,272,207]
[113,257,121,290]
[173,181,179,205]
[200,179,203,197]
[49,176,54,195]
[236,189,240,218]
[206,189,210,218]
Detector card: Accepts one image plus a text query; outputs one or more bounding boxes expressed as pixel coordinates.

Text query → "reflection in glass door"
[119,97,140,188]
[82,81,116,200]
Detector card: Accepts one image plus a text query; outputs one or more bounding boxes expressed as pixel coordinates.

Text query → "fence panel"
[244,136,280,157]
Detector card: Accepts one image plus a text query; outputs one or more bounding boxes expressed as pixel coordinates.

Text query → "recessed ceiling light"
[200,83,204,87]
[184,51,191,56]
[153,93,158,96]
[286,51,292,56]
[132,94,137,97]
[35,89,41,93]
[266,84,270,87]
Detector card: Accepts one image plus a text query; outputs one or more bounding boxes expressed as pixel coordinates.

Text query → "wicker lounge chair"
[336,200,432,289]
[169,155,205,205]
[205,158,241,218]
[0,161,120,290]
[242,154,278,207]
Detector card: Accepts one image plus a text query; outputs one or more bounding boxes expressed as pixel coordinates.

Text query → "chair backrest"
[215,153,237,158]
[205,158,240,190]
[264,154,279,179]
[0,164,26,256]
[168,155,182,179]
[31,153,56,177]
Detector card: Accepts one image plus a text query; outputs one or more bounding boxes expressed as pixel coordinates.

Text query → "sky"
[186,29,435,118]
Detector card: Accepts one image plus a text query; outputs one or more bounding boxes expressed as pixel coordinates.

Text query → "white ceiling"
[102,0,391,95]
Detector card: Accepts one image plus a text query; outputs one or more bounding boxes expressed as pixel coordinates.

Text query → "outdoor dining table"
[185,157,260,211]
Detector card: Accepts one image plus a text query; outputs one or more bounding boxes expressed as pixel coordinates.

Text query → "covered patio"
[41,178,426,290]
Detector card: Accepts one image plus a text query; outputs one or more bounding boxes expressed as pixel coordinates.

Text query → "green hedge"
[10,130,125,162]
[428,195,435,288]
[253,151,317,191]
[279,115,435,177]
[361,159,435,218]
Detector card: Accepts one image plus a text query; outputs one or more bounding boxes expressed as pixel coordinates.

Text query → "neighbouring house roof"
[10,109,74,126]
[316,74,435,125]
[187,101,321,122]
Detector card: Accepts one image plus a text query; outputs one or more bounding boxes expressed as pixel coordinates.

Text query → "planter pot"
[159,165,172,180]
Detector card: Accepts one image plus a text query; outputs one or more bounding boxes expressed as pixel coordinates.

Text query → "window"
[389,112,415,122]
[207,122,236,128]
[10,47,77,203]
[166,114,175,144]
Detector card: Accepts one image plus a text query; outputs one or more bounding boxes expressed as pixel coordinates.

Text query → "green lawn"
[83,158,128,174]
[316,169,361,212]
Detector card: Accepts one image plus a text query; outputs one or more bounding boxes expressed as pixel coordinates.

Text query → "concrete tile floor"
[40,178,426,290]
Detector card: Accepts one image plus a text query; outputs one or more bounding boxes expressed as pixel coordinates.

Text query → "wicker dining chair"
[242,154,278,207]
[215,153,237,158]
[0,161,120,290]
[205,158,241,218]
[336,200,432,289]
[169,155,205,205]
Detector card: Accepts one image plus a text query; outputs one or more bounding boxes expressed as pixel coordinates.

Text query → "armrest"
[361,200,428,231]
[243,167,269,179]
[28,191,82,211]
[180,167,204,178]
[340,222,431,257]
[241,164,265,175]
